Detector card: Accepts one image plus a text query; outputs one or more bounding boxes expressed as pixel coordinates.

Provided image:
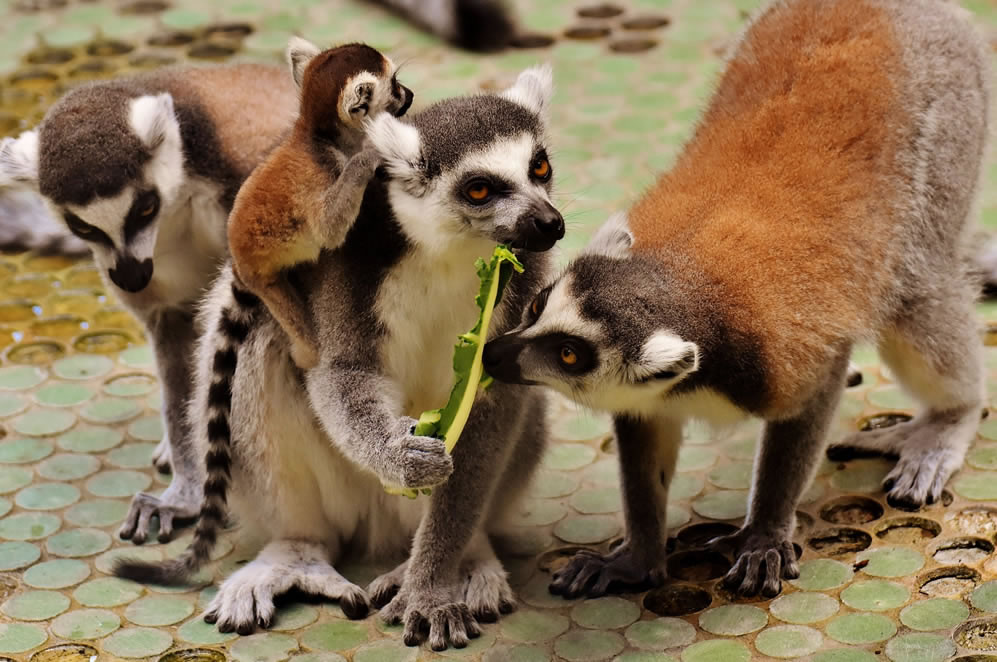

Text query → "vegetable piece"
[385,244,524,498]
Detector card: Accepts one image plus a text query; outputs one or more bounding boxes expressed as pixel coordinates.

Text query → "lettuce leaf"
[385,245,524,498]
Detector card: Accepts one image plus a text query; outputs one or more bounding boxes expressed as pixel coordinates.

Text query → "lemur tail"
[0,189,88,255]
[113,283,261,586]
[373,0,516,51]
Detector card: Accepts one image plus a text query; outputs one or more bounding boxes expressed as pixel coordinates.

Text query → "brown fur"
[629,0,907,416]
[226,44,398,369]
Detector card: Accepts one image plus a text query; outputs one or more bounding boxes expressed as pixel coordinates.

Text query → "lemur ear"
[365,114,424,192]
[634,331,699,383]
[128,93,179,151]
[0,130,40,190]
[501,63,553,120]
[287,36,321,89]
[345,81,374,118]
[584,212,633,258]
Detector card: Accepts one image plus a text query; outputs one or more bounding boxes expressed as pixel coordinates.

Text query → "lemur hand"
[380,416,453,490]
[708,528,799,598]
[549,542,667,599]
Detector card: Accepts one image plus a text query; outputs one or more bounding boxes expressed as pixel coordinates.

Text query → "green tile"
[64,498,129,527]
[73,577,144,608]
[0,465,33,493]
[830,459,893,493]
[769,591,839,624]
[707,462,753,489]
[23,558,90,589]
[813,651,878,662]
[52,354,114,380]
[46,527,111,557]
[900,598,970,630]
[954,471,997,500]
[128,414,163,441]
[826,612,897,644]
[483,645,549,662]
[0,392,28,417]
[58,425,123,453]
[623,617,695,649]
[0,437,54,463]
[0,511,61,540]
[544,442,598,470]
[967,444,997,470]
[354,640,418,662]
[231,632,302,662]
[177,617,239,645]
[0,622,47,654]
[0,365,46,390]
[0,541,40,570]
[570,487,623,514]
[80,396,142,423]
[15,481,80,509]
[529,470,581,498]
[34,382,94,406]
[300,622,369,652]
[51,607,121,639]
[501,609,571,643]
[107,442,156,468]
[271,603,320,631]
[699,604,767,636]
[125,594,195,626]
[971,580,997,612]
[680,640,751,662]
[754,625,823,659]
[554,629,626,661]
[12,408,76,436]
[554,514,620,544]
[676,446,717,472]
[668,473,704,500]
[571,597,641,630]
[841,580,910,611]
[103,373,157,397]
[86,469,151,497]
[36,453,100,480]
[691,489,748,520]
[884,633,956,662]
[104,627,174,658]
[855,547,924,578]
[1,590,70,620]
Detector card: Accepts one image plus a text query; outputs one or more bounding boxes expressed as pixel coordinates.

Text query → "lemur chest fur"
[376,241,492,414]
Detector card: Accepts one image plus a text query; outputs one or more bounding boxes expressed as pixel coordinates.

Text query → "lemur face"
[365,65,566,253]
[0,91,185,294]
[484,252,700,416]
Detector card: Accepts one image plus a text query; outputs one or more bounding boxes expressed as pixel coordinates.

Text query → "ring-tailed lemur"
[374,0,516,51]
[115,65,564,650]
[0,62,299,545]
[228,39,413,370]
[484,0,989,599]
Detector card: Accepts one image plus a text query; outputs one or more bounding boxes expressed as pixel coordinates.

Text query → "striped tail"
[374,0,516,51]
[113,283,261,586]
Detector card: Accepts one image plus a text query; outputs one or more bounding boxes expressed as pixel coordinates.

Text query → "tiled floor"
[1,0,997,660]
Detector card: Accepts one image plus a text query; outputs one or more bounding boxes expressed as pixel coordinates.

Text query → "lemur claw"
[119,480,201,544]
[709,530,799,598]
[549,544,666,599]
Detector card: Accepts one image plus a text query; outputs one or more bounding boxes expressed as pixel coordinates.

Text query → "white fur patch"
[632,330,699,381]
[523,274,602,341]
[286,36,321,88]
[129,94,178,150]
[0,130,40,188]
[501,64,554,119]
[366,114,421,179]
[584,211,633,259]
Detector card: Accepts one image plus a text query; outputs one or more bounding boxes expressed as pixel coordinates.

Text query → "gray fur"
[488,0,989,600]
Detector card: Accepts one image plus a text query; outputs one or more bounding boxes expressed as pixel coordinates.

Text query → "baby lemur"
[228,38,413,369]
[0,61,299,544]
[116,66,565,650]
[485,0,989,599]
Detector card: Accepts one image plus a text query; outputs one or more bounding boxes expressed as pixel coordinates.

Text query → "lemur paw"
[709,530,799,598]
[368,560,406,609]
[381,586,481,651]
[118,479,201,544]
[151,435,172,473]
[462,556,516,622]
[549,544,666,599]
[384,417,454,490]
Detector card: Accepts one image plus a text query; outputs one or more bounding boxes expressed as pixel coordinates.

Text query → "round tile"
[680,640,750,662]
[271,603,319,631]
[954,472,997,500]
[624,617,695,649]
[354,640,418,662]
[841,579,910,611]
[971,580,997,612]
[884,632,956,662]
[826,612,897,644]
[790,559,853,591]
[103,627,173,658]
[570,487,623,514]
[529,470,581,499]
[0,393,28,417]
[34,383,93,407]
[544,443,598,470]
[176,617,239,645]
[128,415,163,442]
[51,608,121,639]
[300,622,369,651]
[699,604,767,636]
[513,499,567,526]
[12,409,76,436]
[52,354,114,380]
[0,541,40,570]
[15,482,80,510]
[65,498,129,527]
[855,547,924,578]
[73,577,144,607]
[668,474,704,501]
[58,425,123,453]
[0,365,46,391]
[691,490,748,520]
[36,453,100,480]
[23,558,90,589]
[106,442,156,468]
[707,462,752,489]
[571,597,641,630]
[1,590,70,621]
[552,629,626,662]
[554,514,620,544]
[754,625,823,658]
[85,470,151,497]
[230,632,300,662]
[103,373,157,397]
[812,651,878,662]
[125,594,195,626]
[46,527,111,557]
[676,446,716,472]
[770,591,839,624]
[0,512,61,540]
[80,397,142,424]
[0,465,33,493]
[899,597,969,630]
[119,346,154,368]
[501,610,571,643]
[0,622,47,654]
[0,437,54,464]
[554,410,613,441]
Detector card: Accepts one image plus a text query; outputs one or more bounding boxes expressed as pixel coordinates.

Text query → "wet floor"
[1,0,997,660]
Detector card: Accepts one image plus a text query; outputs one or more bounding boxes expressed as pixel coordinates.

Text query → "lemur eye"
[559,346,578,366]
[464,181,492,204]
[530,299,540,316]
[532,158,551,181]
[138,198,157,217]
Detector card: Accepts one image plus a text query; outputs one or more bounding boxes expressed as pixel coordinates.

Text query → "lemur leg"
[550,415,679,599]
[714,350,849,598]
[120,308,203,544]
[368,559,407,609]
[828,293,983,510]
[314,148,381,249]
[379,383,531,650]
[256,275,319,370]
[204,539,368,635]
[461,531,516,622]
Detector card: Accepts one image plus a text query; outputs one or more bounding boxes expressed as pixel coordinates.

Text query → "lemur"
[0,62,299,545]
[484,0,989,599]
[228,39,413,370]
[115,65,563,651]
[374,0,517,51]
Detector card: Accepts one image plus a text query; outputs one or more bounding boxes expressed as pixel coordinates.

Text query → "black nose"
[395,86,414,117]
[514,202,565,252]
[109,256,153,293]
[533,211,565,238]
[483,338,527,384]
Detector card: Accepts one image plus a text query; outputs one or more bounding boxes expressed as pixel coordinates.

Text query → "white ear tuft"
[129,93,178,151]
[365,114,422,183]
[638,331,699,381]
[584,212,633,258]
[0,131,40,189]
[501,63,553,119]
[287,36,321,89]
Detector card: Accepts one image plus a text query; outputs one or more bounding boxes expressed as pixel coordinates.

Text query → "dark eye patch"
[528,284,553,321]
[454,173,514,206]
[534,332,597,375]
[64,211,113,246]
[123,189,160,243]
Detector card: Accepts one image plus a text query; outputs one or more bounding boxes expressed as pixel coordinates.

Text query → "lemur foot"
[204,540,368,635]
[709,529,799,598]
[382,416,454,490]
[368,560,406,609]
[151,435,172,473]
[118,477,201,544]
[380,585,481,651]
[462,555,516,622]
[827,407,976,510]
[549,544,666,599]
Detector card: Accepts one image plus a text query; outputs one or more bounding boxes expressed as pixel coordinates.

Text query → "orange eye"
[559,346,577,365]
[531,299,540,316]
[533,158,550,179]
[139,202,156,217]
[465,182,491,203]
